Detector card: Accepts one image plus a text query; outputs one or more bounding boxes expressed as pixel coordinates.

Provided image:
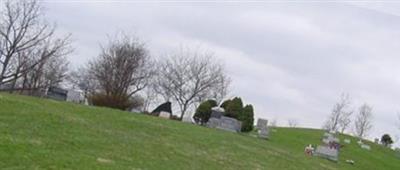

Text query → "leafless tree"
[0,0,71,90]
[85,34,153,100]
[270,118,278,127]
[153,49,230,119]
[18,44,70,95]
[140,86,159,112]
[323,93,353,133]
[354,103,373,139]
[68,67,96,100]
[288,119,298,128]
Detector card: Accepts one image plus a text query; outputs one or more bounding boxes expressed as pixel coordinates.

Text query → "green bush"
[381,134,393,147]
[193,100,217,125]
[225,97,243,118]
[207,100,218,108]
[240,104,254,132]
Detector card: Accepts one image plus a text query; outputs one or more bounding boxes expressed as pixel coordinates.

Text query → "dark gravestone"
[47,87,68,101]
[151,102,172,116]
[256,118,268,129]
[210,108,224,119]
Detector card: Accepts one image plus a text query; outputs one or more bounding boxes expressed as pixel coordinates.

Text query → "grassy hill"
[0,93,399,170]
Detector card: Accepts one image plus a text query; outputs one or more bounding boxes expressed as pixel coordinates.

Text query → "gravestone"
[66,90,84,103]
[361,144,371,150]
[151,102,172,116]
[314,132,341,162]
[357,140,363,145]
[159,111,171,119]
[182,112,194,123]
[256,118,268,129]
[395,148,400,158]
[207,116,241,133]
[207,117,220,128]
[323,132,332,138]
[322,135,340,145]
[210,107,224,119]
[47,87,68,101]
[256,118,269,139]
[314,146,339,162]
[218,116,242,132]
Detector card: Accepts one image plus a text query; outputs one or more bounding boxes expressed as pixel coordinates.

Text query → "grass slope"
[0,93,399,170]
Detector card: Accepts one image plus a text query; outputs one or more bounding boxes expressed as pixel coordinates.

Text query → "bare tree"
[68,67,96,100]
[0,0,71,90]
[288,119,298,128]
[270,118,278,127]
[84,33,153,108]
[140,86,159,112]
[323,93,353,133]
[153,49,230,119]
[18,44,70,94]
[354,103,373,139]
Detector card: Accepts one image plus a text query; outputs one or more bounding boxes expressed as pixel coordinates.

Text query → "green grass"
[0,93,399,170]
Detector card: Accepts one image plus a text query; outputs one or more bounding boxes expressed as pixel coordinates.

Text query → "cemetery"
[1,0,400,169]
[1,93,400,169]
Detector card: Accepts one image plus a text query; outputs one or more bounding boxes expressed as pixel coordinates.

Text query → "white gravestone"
[361,144,371,150]
[256,118,269,139]
[159,111,171,119]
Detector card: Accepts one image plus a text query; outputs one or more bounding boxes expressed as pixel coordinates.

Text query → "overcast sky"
[43,1,400,146]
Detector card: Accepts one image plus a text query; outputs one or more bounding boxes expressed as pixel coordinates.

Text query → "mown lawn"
[0,93,399,169]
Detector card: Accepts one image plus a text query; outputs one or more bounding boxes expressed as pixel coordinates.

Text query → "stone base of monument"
[158,111,171,119]
[257,129,269,139]
[207,116,241,133]
[314,146,339,162]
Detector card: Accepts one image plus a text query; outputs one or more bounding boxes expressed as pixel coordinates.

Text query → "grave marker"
[207,116,242,133]
[256,118,269,139]
[314,146,339,162]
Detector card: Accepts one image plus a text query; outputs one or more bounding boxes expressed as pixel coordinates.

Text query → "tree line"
[0,0,230,120]
[69,34,230,119]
